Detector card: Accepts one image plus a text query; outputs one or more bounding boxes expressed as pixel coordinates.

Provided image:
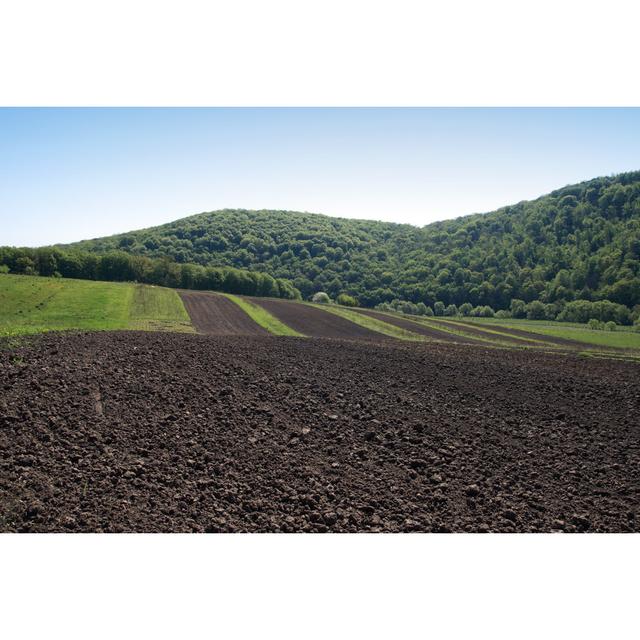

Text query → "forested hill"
[65,171,640,310]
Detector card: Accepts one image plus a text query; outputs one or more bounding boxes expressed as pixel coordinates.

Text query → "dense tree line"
[376,296,639,325]
[44,171,640,321]
[0,247,301,299]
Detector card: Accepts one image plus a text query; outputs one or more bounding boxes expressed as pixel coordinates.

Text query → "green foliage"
[336,293,358,307]
[459,302,473,316]
[375,298,432,317]
[52,171,640,315]
[471,305,495,317]
[495,309,511,319]
[0,247,300,300]
[524,300,557,320]
[434,301,445,316]
[557,299,630,324]
[444,304,458,316]
[604,321,617,331]
[510,299,526,319]
[312,291,331,304]
[587,318,604,330]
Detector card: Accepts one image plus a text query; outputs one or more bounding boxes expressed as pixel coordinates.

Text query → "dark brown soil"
[252,299,391,341]
[178,290,268,335]
[353,309,478,344]
[2,332,638,533]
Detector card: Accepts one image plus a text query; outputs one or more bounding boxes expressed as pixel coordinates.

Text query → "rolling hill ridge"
[2,171,640,319]
[63,171,640,311]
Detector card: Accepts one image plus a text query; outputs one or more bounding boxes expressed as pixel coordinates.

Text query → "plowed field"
[353,309,477,344]
[178,291,268,335]
[2,332,638,533]
[252,299,390,341]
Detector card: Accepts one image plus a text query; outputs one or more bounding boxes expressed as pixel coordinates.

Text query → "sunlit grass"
[0,273,194,336]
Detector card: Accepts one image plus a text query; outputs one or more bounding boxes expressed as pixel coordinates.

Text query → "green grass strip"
[310,303,427,341]
[458,316,640,351]
[128,284,195,333]
[431,317,555,346]
[367,308,509,346]
[225,294,305,336]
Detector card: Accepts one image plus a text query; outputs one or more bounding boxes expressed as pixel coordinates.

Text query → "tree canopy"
[0,247,301,300]
[7,170,640,320]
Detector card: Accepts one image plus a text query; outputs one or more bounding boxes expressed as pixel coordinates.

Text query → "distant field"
[0,274,193,336]
[316,304,427,341]
[224,294,304,336]
[128,285,194,333]
[460,316,640,350]
[2,273,639,354]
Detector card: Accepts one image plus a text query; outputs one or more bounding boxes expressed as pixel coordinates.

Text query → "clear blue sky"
[1,107,639,247]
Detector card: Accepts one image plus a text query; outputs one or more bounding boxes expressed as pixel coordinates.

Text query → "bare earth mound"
[253,298,390,341]
[1,332,638,533]
[178,290,268,335]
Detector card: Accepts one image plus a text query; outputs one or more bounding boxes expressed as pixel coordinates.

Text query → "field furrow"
[178,290,269,336]
[252,298,393,341]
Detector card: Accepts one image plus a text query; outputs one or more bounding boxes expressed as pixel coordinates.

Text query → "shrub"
[444,304,458,317]
[434,301,445,316]
[0,264,9,274]
[495,309,511,319]
[400,301,417,315]
[510,299,527,319]
[526,300,547,320]
[587,318,603,330]
[558,299,631,325]
[312,292,331,304]
[336,293,358,307]
[423,306,434,317]
[604,321,617,331]
[459,302,473,316]
[416,302,428,316]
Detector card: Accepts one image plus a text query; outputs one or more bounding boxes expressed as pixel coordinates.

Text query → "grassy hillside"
[61,171,640,313]
[0,274,193,336]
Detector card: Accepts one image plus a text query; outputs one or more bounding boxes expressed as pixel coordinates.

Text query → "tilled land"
[1,332,638,532]
[253,298,390,340]
[178,290,268,335]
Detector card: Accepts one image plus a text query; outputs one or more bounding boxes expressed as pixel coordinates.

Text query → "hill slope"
[62,170,640,310]
[0,274,194,336]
